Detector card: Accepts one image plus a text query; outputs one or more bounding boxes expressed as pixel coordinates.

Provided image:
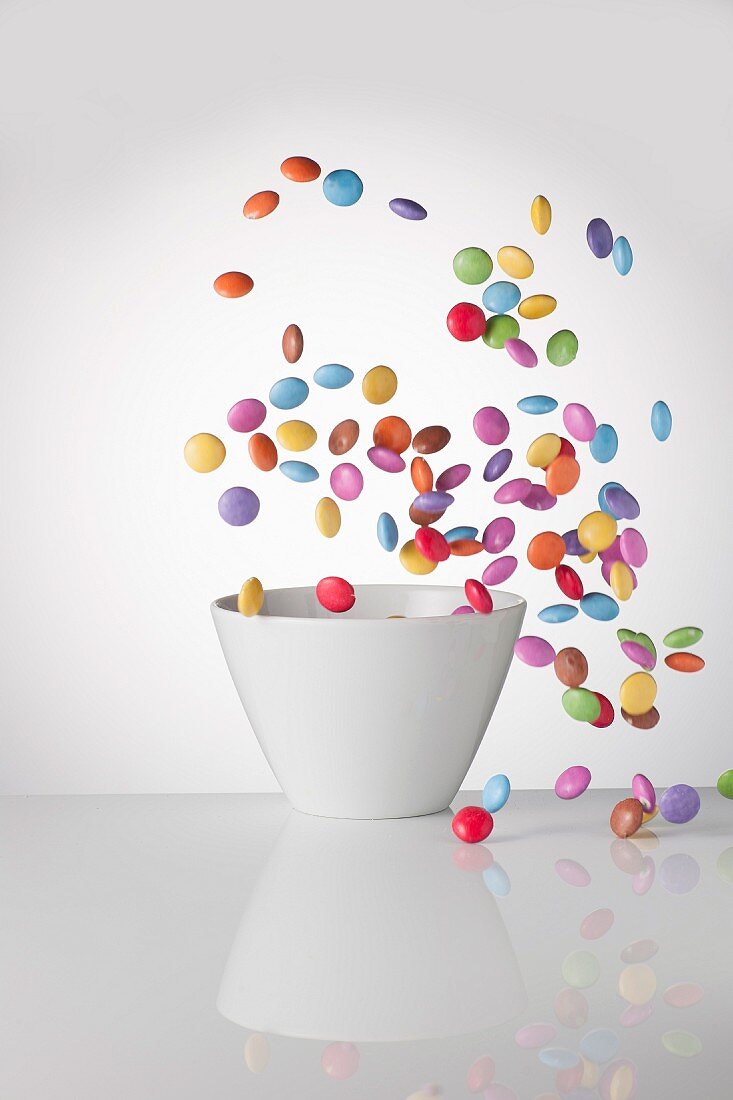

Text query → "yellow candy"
[530,194,552,235]
[642,805,659,824]
[399,539,438,575]
[518,294,557,320]
[183,432,226,473]
[609,1065,635,1100]
[497,245,534,279]
[580,1057,599,1089]
[610,560,634,601]
[578,510,618,553]
[620,671,657,716]
[618,962,657,1005]
[526,432,561,468]
[276,420,317,451]
[315,496,341,538]
[579,549,597,564]
[244,1033,270,1073]
[362,365,398,404]
[237,577,264,617]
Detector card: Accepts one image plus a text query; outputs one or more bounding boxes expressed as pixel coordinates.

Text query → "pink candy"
[514,1022,557,1049]
[631,773,656,811]
[514,635,555,667]
[330,462,364,501]
[620,527,648,567]
[366,446,405,473]
[473,406,510,445]
[436,463,471,491]
[621,641,655,669]
[521,483,557,511]
[563,402,596,442]
[483,516,515,553]
[494,478,532,504]
[482,556,518,585]
[555,858,591,887]
[504,337,538,368]
[555,765,591,799]
[227,397,267,433]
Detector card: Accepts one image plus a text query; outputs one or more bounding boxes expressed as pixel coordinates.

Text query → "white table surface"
[2,790,731,1099]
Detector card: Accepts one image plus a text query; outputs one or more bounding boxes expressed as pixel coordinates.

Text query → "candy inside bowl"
[212,583,525,819]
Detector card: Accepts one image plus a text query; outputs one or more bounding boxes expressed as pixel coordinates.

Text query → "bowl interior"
[214,583,525,622]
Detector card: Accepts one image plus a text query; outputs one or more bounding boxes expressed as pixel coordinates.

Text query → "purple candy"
[482,555,518,585]
[659,784,701,825]
[563,529,588,556]
[412,490,454,512]
[388,197,427,220]
[587,217,614,258]
[632,773,656,812]
[660,853,701,895]
[473,406,510,445]
[605,486,640,520]
[483,516,516,553]
[436,463,471,492]
[555,765,592,800]
[599,535,623,564]
[483,448,513,482]
[504,337,538,369]
[620,528,648,568]
[227,398,266,433]
[452,604,475,615]
[621,641,655,670]
[521,483,557,511]
[330,462,364,501]
[218,486,260,526]
[563,402,596,443]
[494,477,532,504]
[514,635,556,667]
[367,446,405,473]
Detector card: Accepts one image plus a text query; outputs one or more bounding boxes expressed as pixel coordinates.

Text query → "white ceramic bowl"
[211,583,525,819]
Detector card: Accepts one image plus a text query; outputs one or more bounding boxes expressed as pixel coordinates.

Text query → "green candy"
[547,328,578,366]
[453,246,493,285]
[663,626,703,649]
[561,949,600,989]
[661,1030,702,1058]
[483,314,520,349]
[718,846,733,884]
[717,770,733,799]
[617,628,656,658]
[562,687,601,723]
[617,628,635,643]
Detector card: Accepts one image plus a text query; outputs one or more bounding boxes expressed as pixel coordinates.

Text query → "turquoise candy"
[377,511,398,552]
[517,395,558,415]
[483,862,511,897]
[323,169,363,206]
[612,236,633,275]
[314,363,354,389]
[581,592,620,621]
[651,400,672,441]
[279,460,319,483]
[483,773,511,813]
[482,280,521,314]
[445,525,479,543]
[589,423,618,463]
[269,376,309,410]
[539,604,579,624]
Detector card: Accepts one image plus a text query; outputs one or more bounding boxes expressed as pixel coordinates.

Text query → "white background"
[1,0,730,794]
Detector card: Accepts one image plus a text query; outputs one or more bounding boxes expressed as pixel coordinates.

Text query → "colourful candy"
[661,1030,703,1058]
[539,603,578,624]
[632,774,656,812]
[555,564,583,600]
[527,531,565,570]
[389,197,427,220]
[563,402,596,442]
[237,577,264,617]
[518,294,557,320]
[280,155,320,182]
[598,480,624,517]
[276,419,316,451]
[563,688,601,722]
[518,395,558,414]
[605,486,640,520]
[555,765,591,799]
[610,561,634,602]
[184,433,225,473]
[663,626,703,648]
[377,512,398,551]
[555,647,588,688]
[621,706,660,729]
[249,432,278,471]
[213,271,253,298]
[554,986,589,1027]
[465,579,493,614]
[447,302,486,341]
[497,245,534,279]
[717,770,733,799]
[546,455,580,496]
[610,798,643,838]
[482,556,518,585]
[362,365,397,404]
[621,641,655,669]
[483,773,511,813]
[531,194,552,234]
[329,419,359,455]
[413,490,453,513]
[484,448,513,481]
[515,1022,557,1049]
[546,329,578,366]
[279,460,318,483]
[452,805,494,843]
[316,576,355,613]
[651,400,672,441]
[474,406,510,445]
[591,692,615,727]
[399,539,438,575]
[581,908,615,940]
[523,485,557,512]
[527,433,561,468]
[659,784,700,823]
[367,445,405,473]
[373,415,411,453]
[323,168,363,206]
[243,190,279,219]
[580,1029,620,1065]
[415,526,450,563]
[586,218,613,258]
[314,363,354,389]
[556,859,591,887]
[482,280,521,314]
[563,529,587,556]
[504,337,538,368]
[227,398,267,433]
[315,497,341,538]
[665,652,705,673]
[514,635,556,667]
[282,323,303,364]
[578,511,617,552]
[620,671,657,715]
[482,517,515,554]
[590,423,618,463]
[436,463,470,491]
[483,314,520,348]
[330,462,364,501]
[413,425,451,454]
[218,486,260,526]
[453,246,493,284]
[612,236,633,275]
[620,528,647,567]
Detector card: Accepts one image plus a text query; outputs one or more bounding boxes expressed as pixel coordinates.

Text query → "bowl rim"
[212,583,526,625]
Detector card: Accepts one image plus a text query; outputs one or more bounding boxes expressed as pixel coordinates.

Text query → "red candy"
[316,576,356,613]
[555,564,584,600]
[446,302,486,342]
[452,805,494,844]
[415,525,451,563]
[591,691,615,728]
[465,578,494,614]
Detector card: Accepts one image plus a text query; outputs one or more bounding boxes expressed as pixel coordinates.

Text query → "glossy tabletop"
[2,790,731,1098]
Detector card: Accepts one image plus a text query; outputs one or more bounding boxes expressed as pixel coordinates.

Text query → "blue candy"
[279,460,319,483]
[651,400,672,441]
[589,423,618,464]
[483,863,511,897]
[269,376,309,410]
[481,280,521,314]
[581,592,620,621]
[444,525,479,543]
[612,236,633,275]
[483,774,511,813]
[323,169,363,207]
[538,604,579,624]
[598,481,624,518]
[313,363,354,389]
[538,1049,580,1070]
[605,485,640,520]
[517,395,558,415]
[579,1028,620,1065]
[377,512,398,552]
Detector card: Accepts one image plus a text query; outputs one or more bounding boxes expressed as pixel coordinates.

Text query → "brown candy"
[328,419,359,456]
[610,797,644,839]
[373,415,412,454]
[409,503,445,526]
[282,323,304,364]
[554,646,589,688]
[413,425,451,454]
[248,432,277,472]
[621,706,660,730]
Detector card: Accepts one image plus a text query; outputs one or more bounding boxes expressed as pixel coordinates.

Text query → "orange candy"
[243,190,280,219]
[546,454,581,496]
[449,538,484,556]
[664,652,705,673]
[411,456,433,493]
[213,271,254,298]
[248,432,278,472]
[373,415,412,454]
[527,531,566,570]
[280,156,321,182]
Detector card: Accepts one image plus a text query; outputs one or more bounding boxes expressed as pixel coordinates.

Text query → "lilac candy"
[515,1023,557,1049]
[412,490,454,512]
[599,535,623,565]
[522,483,557,511]
[621,641,655,669]
[367,446,405,473]
[227,398,267,433]
[605,486,640,520]
[563,402,596,443]
[473,406,510,445]
[587,217,614,258]
[514,635,556,667]
[504,337,538,368]
[388,197,427,220]
[330,462,364,501]
[632,773,656,812]
[482,555,518,585]
[563,529,588,556]
[483,448,513,482]
[494,478,532,504]
[620,528,648,568]
[483,516,515,553]
[452,604,475,615]
[659,784,701,824]
[555,765,591,800]
[218,486,260,526]
[436,463,471,492]
[660,853,700,895]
